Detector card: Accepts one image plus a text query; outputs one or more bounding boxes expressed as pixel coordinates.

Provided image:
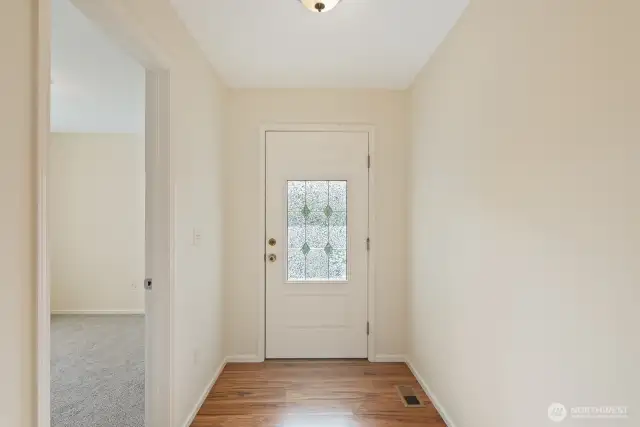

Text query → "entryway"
[190,361,445,427]
[265,130,370,359]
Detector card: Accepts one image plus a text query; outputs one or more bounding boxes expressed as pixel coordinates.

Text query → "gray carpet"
[51,314,145,427]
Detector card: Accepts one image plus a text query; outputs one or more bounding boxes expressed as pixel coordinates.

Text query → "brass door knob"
[268,238,276,246]
[267,254,277,262]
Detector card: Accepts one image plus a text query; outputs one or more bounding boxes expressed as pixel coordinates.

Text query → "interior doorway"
[37,0,173,426]
[264,130,371,359]
[48,1,145,425]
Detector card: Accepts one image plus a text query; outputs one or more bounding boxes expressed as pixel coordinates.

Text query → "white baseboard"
[405,357,456,427]
[181,357,227,427]
[373,354,406,363]
[51,309,144,315]
[225,354,263,363]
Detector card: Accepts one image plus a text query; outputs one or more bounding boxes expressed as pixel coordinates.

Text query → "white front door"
[265,131,369,359]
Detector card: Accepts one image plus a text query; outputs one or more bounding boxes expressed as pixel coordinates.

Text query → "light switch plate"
[192,228,202,246]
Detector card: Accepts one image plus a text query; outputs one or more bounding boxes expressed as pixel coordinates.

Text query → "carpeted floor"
[51,314,145,427]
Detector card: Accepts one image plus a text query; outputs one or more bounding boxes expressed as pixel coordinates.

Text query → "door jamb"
[36,0,174,425]
[258,124,376,362]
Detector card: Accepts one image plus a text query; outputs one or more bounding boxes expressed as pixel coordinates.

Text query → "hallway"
[2,1,639,426]
[191,361,445,426]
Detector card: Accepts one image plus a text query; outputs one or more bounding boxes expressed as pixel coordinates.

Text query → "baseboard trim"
[51,310,144,315]
[225,354,406,363]
[225,354,263,363]
[181,357,227,427]
[405,357,456,427]
[373,354,406,363]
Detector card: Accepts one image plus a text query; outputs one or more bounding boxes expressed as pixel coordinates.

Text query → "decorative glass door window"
[287,181,347,281]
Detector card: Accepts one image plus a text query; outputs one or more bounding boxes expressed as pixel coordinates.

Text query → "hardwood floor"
[191,360,446,426]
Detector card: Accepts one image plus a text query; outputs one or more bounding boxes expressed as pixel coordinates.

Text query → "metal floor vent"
[396,385,424,407]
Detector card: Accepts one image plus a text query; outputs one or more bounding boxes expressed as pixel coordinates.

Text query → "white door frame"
[258,124,376,362]
[36,0,174,425]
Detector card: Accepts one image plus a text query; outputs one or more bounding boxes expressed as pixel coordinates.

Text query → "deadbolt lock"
[268,238,276,246]
[267,253,277,262]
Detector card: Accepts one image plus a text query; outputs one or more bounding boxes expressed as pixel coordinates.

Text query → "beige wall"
[0,0,36,425]
[105,1,228,425]
[224,89,409,359]
[408,1,640,426]
[0,0,227,425]
[49,133,145,313]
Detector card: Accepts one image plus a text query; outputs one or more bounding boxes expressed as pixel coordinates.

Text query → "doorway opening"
[37,0,173,426]
[49,1,145,425]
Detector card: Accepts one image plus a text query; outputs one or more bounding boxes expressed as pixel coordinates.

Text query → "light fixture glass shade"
[299,0,342,13]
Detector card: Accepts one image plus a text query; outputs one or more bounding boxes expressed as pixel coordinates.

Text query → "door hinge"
[366,237,370,251]
[367,322,370,335]
[264,253,266,262]
[367,155,371,169]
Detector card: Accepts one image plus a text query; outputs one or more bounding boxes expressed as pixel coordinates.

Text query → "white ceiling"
[51,0,145,133]
[49,0,469,132]
[171,0,469,89]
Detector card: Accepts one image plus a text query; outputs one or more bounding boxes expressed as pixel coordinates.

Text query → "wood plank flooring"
[191,360,446,427]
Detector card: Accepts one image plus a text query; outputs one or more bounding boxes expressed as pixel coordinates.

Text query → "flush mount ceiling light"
[299,0,342,13]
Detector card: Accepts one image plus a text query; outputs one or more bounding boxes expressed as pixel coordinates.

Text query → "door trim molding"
[258,123,376,362]
[36,1,52,425]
